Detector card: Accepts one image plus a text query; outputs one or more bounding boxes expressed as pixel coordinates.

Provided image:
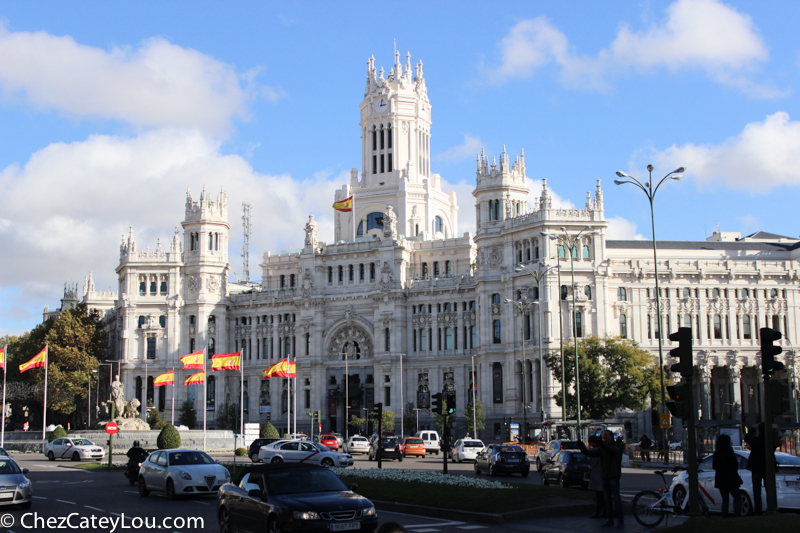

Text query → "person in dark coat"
[713,434,742,517]
[586,435,606,519]
[579,430,625,528]
[640,434,651,462]
[745,423,766,515]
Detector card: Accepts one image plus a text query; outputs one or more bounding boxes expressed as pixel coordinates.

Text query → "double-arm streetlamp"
[615,164,684,458]
[515,263,561,424]
[541,226,599,437]
[505,296,536,437]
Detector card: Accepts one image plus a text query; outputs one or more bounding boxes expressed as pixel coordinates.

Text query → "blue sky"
[2,0,799,336]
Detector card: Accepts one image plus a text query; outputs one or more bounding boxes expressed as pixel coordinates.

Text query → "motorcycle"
[124,460,142,485]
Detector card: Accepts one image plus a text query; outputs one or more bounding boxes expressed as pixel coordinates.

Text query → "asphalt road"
[0,451,677,533]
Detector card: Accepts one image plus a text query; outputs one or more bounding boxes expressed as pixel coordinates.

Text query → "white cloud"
[436,134,484,163]
[738,214,759,231]
[0,27,257,133]
[653,111,800,192]
[606,216,646,240]
[0,129,343,304]
[484,0,775,96]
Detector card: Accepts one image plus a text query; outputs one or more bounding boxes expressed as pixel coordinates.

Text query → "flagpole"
[1,345,6,448]
[352,194,356,242]
[171,367,175,426]
[292,351,297,436]
[203,346,207,452]
[42,344,48,452]
[239,350,244,440]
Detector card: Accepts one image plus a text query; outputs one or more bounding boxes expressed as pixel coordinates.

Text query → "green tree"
[157,423,181,449]
[349,414,366,435]
[465,398,485,436]
[215,401,239,430]
[367,409,395,433]
[544,335,660,420]
[177,400,197,429]
[260,422,279,438]
[433,400,450,433]
[147,407,167,429]
[48,425,67,442]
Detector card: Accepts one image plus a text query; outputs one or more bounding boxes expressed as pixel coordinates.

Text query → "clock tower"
[333,51,458,241]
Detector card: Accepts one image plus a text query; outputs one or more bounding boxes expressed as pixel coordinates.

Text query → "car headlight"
[178,470,192,480]
[18,480,30,490]
[292,511,320,520]
[362,506,376,516]
[223,469,230,478]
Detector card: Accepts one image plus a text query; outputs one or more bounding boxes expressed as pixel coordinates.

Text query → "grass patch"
[663,514,800,533]
[67,463,126,472]
[337,475,593,514]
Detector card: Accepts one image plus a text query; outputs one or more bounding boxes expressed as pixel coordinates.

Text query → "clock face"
[373,98,388,114]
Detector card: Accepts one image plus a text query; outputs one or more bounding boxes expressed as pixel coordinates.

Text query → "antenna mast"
[241,202,252,283]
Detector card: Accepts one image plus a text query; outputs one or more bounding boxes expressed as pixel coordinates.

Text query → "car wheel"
[250,454,259,463]
[536,458,542,472]
[218,508,231,533]
[267,516,282,533]
[740,491,753,516]
[48,451,55,462]
[320,458,335,468]
[558,475,566,488]
[672,485,686,509]
[72,452,81,462]
[138,477,149,497]
[522,470,529,478]
[488,464,495,476]
[271,456,283,464]
[474,462,480,475]
[166,479,176,500]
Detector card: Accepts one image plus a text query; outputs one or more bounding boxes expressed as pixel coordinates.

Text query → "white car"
[450,439,485,463]
[258,439,353,467]
[138,449,230,499]
[344,436,370,455]
[669,450,800,515]
[44,437,105,461]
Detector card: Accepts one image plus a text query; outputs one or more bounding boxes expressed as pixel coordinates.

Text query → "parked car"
[0,457,31,508]
[332,433,345,449]
[344,436,370,455]
[247,438,282,463]
[258,439,353,468]
[414,430,441,455]
[474,444,530,477]
[402,437,426,457]
[217,463,378,533]
[138,449,230,499]
[449,439,485,463]
[0,447,12,458]
[536,440,579,472]
[44,437,105,462]
[540,449,591,488]
[368,435,403,462]
[318,434,340,451]
[669,450,800,515]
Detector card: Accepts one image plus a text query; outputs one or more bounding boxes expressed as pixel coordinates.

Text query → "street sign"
[105,421,119,435]
[659,413,671,428]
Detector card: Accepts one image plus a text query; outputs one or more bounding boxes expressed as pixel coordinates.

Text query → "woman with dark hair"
[713,433,742,517]
[586,435,606,519]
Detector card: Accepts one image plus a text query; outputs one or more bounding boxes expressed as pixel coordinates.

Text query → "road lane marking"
[407,530,440,533]
[56,499,76,504]
[32,496,47,500]
[85,506,105,512]
[406,522,466,528]
[456,527,487,530]
[124,491,138,494]
[191,501,210,505]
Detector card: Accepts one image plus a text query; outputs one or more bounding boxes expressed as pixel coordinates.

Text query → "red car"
[319,434,340,451]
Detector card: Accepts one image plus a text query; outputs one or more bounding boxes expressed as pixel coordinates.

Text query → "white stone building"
[62,52,799,440]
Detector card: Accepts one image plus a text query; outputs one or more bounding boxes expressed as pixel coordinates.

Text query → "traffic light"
[503,416,509,426]
[372,402,383,419]
[669,327,693,377]
[446,393,456,415]
[760,328,785,376]
[432,393,443,415]
[666,383,689,419]
[769,381,791,416]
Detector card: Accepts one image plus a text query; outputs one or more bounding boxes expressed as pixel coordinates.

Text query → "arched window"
[349,265,354,282]
[366,212,384,232]
[770,288,779,298]
[357,221,363,237]
[338,266,343,283]
[618,287,627,301]
[492,320,502,344]
[743,315,752,339]
[208,337,215,357]
[492,293,501,304]
[517,247,523,263]
[560,285,568,300]
[370,263,376,280]
[571,246,578,258]
[208,232,213,250]
[582,245,590,258]
[444,302,452,312]
[159,315,166,328]
[492,363,503,403]
[445,261,451,275]
[742,288,749,298]
[434,216,443,234]
[158,385,166,411]
[712,288,720,298]
[714,315,722,339]
[525,245,531,262]
[138,316,145,328]
[147,376,154,406]
[207,375,215,408]
[620,315,627,338]
[683,288,691,297]
[359,264,365,281]
[585,285,592,300]
[574,312,583,337]
[684,314,692,329]
[772,314,781,332]
[290,274,296,287]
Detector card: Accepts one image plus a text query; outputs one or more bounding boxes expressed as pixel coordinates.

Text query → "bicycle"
[631,467,710,528]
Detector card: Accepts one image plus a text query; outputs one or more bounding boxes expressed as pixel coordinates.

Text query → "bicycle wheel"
[632,490,667,528]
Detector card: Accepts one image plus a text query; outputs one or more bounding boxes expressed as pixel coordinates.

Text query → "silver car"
[0,458,32,508]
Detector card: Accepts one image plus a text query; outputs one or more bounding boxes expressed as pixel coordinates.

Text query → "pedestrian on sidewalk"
[713,433,742,517]
[640,434,651,463]
[578,430,626,529]
[745,422,766,516]
[586,435,606,519]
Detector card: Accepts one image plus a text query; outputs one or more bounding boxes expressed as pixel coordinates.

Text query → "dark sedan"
[218,463,378,533]
[540,449,591,488]
[474,444,529,477]
[368,436,403,462]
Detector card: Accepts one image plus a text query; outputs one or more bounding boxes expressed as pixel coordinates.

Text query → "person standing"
[586,435,606,519]
[745,423,766,516]
[579,430,626,529]
[640,434,651,463]
[713,434,742,517]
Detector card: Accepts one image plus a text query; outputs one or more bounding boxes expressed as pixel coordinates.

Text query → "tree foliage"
[147,407,168,430]
[260,422,279,438]
[465,398,485,436]
[48,425,67,442]
[157,423,181,449]
[215,401,240,431]
[177,400,197,429]
[402,402,416,435]
[544,335,660,420]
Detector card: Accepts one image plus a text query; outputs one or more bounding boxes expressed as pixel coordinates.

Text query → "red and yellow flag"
[263,358,296,379]
[332,196,353,212]
[153,370,174,387]
[179,350,204,369]
[0,346,5,369]
[19,347,46,373]
[211,352,241,371]
[183,371,204,385]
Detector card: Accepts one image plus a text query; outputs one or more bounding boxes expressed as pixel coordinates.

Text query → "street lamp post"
[471,354,477,437]
[505,297,535,438]
[341,348,350,441]
[542,226,599,438]
[414,408,423,434]
[615,164,684,460]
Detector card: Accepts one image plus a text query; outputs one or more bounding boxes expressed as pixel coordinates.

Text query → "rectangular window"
[524,313,531,340]
[160,280,167,294]
[385,386,391,407]
[647,316,652,340]
[150,279,156,294]
[429,328,433,351]
[370,263,376,280]
[360,264,365,281]
[146,337,156,360]
[349,265,354,282]
[338,266,343,283]
[493,320,502,344]
[385,328,390,352]
[772,314,781,332]
[380,154,385,173]
[437,328,442,350]
[387,128,392,149]
[471,326,477,349]
[445,327,453,350]
[372,155,377,174]
[574,312,583,338]
[372,130,376,150]
[306,333,310,356]
[413,330,417,352]
[420,329,428,352]
[189,338,195,353]
[388,153,393,172]
[139,280,146,295]
[380,129,385,150]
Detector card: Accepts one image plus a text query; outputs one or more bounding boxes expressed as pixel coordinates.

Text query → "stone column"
[730,362,744,422]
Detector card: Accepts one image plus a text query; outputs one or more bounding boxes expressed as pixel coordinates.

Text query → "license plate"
[787,481,800,487]
[0,492,14,498]
[507,457,519,462]
[331,523,360,531]
[384,448,394,452]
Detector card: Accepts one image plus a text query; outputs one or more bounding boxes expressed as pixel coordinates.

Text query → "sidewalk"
[505,513,690,532]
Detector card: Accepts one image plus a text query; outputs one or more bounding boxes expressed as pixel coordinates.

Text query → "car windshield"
[312,443,331,452]
[0,448,9,455]
[464,441,484,448]
[568,452,590,463]
[72,439,93,446]
[267,468,348,495]
[497,445,524,453]
[321,435,335,440]
[353,438,368,443]
[169,451,214,466]
[405,438,423,444]
[0,460,21,475]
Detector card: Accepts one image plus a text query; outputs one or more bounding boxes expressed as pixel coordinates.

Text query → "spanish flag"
[211,352,241,371]
[153,370,174,387]
[179,350,204,369]
[19,347,46,373]
[0,346,5,369]
[332,196,353,212]
[263,358,296,379]
[183,371,204,385]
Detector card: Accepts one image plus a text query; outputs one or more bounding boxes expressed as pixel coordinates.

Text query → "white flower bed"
[331,467,511,490]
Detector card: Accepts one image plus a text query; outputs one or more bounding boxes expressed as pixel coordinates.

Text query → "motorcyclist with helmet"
[125,440,148,484]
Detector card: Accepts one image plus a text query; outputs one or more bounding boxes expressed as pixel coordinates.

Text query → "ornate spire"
[171,227,181,253]
[595,179,604,211]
